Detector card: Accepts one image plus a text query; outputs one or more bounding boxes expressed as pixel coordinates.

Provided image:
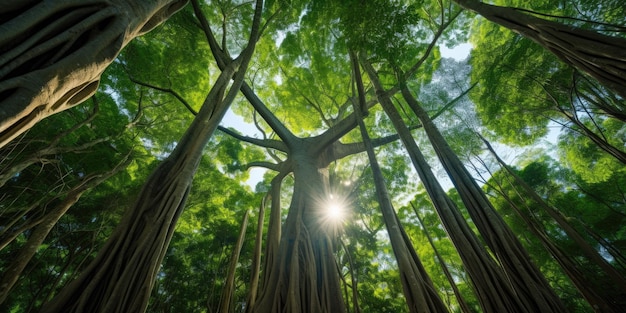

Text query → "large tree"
[1,0,625,312]
[0,0,188,147]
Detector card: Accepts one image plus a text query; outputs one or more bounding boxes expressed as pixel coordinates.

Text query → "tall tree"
[2,0,624,312]
[0,0,188,147]
[401,85,567,312]
[453,0,626,98]
[39,1,264,311]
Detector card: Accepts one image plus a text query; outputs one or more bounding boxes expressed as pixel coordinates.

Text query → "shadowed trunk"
[38,0,263,309]
[0,154,131,304]
[352,57,449,313]
[362,59,526,312]
[453,0,626,98]
[401,85,568,313]
[411,203,473,313]
[0,0,188,147]
[479,134,626,312]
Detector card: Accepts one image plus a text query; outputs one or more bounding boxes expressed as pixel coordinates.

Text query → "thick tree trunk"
[453,0,626,98]
[39,64,235,313]
[38,0,263,309]
[0,0,188,147]
[401,86,568,313]
[253,147,345,313]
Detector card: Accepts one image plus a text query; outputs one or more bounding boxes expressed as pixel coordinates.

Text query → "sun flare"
[326,202,344,221]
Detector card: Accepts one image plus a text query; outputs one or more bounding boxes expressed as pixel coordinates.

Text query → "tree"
[454,0,626,98]
[0,0,188,147]
[1,0,625,312]
[38,0,263,311]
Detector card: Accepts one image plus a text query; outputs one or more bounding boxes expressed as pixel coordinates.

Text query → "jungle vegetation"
[1,0,625,312]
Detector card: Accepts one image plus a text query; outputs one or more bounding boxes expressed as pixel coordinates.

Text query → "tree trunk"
[38,0,264,305]
[253,147,345,313]
[363,59,528,312]
[218,210,250,313]
[244,195,268,313]
[401,86,568,313]
[453,0,626,98]
[411,203,473,313]
[480,135,626,311]
[0,155,130,304]
[354,95,448,313]
[352,57,449,313]
[0,0,188,148]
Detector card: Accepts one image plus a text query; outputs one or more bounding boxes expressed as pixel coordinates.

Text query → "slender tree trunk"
[401,85,568,313]
[480,135,626,311]
[0,0,188,148]
[558,106,626,164]
[351,65,450,313]
[244,195,268,313]
[363,59,528,313]
[0,155,130,304]
[218,210,250,313]
[453,0,626,98]
[340,239,361,313]
[480,160,622,313]
[411,203,473,313]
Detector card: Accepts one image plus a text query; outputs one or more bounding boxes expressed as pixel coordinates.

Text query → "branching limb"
[217,125,287,152]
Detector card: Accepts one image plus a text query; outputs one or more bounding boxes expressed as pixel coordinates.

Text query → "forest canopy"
[1,0,625,312]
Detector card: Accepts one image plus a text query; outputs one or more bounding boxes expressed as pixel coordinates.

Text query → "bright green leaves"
[212,129,267,181]
[469,19,558,145]
[558,124,625,184]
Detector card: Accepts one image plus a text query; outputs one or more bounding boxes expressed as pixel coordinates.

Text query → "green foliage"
[3,0,625,312]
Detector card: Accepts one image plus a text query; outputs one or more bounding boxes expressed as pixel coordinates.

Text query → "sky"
[219,43,474,188]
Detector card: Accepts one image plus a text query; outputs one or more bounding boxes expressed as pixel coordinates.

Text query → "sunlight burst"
[326,202,344,221]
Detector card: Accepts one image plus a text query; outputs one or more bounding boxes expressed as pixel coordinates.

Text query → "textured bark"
[0,0,188,147]
[253,147,345,313]
[353,57,449,313]
[411,203,473,313]
[244,195,268,313]
[218,210,250,313]
[480,135,626,312]
[39,64,235,313]
[402,86,568,313]
[453,0,626,98]
[363,59,531,313]
[0,155,130,304]
[38,0,263,308]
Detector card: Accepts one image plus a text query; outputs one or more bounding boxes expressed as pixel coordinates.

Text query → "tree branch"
[217,126,287,152]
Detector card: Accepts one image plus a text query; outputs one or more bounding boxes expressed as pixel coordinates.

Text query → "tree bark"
[480,135,626,312]
[0,0,188,148]
[453,0,626,98]
[244,195,268,313]
[218,210,250,313]
[411,203,473,313]
[353,56,449,313]
[363,58,532,313]
[38,0,263,309]
[401,86,568,313]
[253,146,345,313]
[0,155,130,304]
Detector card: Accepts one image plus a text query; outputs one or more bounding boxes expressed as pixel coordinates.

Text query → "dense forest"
[1,0,625,312]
